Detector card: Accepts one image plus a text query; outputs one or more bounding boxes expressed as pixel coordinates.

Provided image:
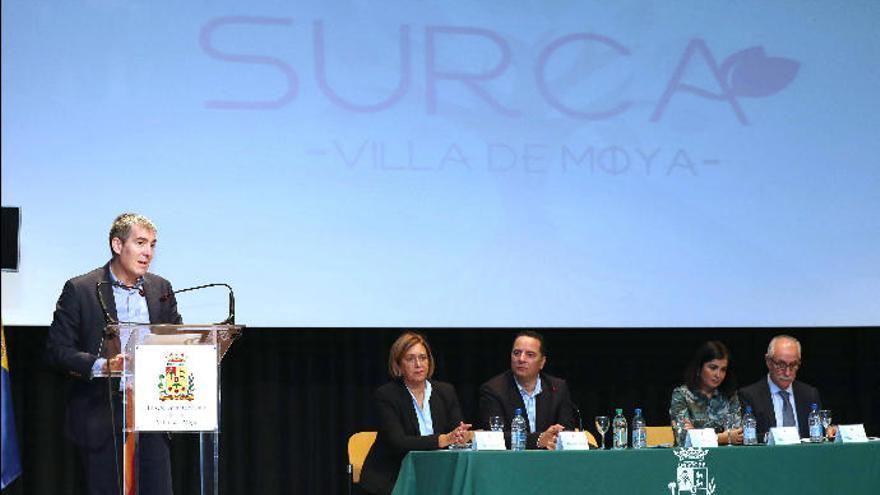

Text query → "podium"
[108,323,242,495]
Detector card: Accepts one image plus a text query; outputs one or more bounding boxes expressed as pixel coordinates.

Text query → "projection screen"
[2,1,879,327]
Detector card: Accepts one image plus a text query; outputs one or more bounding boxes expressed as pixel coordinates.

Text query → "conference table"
[393,440,880,494]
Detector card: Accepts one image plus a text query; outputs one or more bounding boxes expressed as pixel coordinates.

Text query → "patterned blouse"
[668,385,742,432]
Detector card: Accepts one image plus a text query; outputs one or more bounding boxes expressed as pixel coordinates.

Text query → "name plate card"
[835,424,869,443]
[472,431,506,450]
[768,426,800,445]
[556,431,590,450]
[685,428,718,448]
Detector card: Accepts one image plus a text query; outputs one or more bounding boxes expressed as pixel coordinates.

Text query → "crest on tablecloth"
[666,448,715,495]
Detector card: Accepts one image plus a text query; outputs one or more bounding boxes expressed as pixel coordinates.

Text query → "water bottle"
[511,408,527,451]
[631,408,646,449]
[743,405,758,445]
[612,408,628,449]
[808,403,823,442]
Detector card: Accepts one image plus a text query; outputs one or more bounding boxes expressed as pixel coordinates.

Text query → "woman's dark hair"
[683,340,737,398]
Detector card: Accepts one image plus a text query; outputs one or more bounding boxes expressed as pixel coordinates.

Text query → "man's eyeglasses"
[769,359,800,372]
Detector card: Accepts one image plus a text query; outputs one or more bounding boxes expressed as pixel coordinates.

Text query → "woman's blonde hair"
[388,331,435,379]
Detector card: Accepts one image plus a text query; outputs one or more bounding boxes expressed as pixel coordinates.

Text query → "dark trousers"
[78,425,172,495]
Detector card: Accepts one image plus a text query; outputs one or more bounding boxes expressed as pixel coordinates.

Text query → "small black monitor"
[2,206,21,271]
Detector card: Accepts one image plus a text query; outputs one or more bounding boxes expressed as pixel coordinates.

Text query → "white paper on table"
[767,426,800,445]
[835,424,869,443]
[556,431,590,450]
[472,431,507,450]
[684,428,718,448]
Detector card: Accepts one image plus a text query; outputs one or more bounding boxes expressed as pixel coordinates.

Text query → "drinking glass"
[724,414,734,446]
[673,414,688,447]
[820,410,832,439]
[725,414,740,446]
[595,416,610,449]
[489,415,504,432]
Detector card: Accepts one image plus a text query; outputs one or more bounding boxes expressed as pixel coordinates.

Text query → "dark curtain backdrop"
[4,326,878,494]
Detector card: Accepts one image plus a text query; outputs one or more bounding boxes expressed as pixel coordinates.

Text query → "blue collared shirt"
[515,377,543,433]
[91,269,149,378]
[767,375,799,430]
[406,380,434,436]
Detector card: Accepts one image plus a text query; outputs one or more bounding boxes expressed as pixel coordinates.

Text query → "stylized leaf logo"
[721,47,800,97]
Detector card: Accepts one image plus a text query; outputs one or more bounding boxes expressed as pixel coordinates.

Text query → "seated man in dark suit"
[478,330,575,450]
[739,335,831,441]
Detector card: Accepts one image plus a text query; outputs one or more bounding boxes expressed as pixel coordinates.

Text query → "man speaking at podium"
[45,213,182,495]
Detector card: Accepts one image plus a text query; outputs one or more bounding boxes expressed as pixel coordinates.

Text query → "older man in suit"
[45,213,182,495]
[478,331,576,450]
[738,335,830,441]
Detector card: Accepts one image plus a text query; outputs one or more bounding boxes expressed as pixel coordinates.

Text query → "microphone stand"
[95,281,123,493]
[570,399,584,431]
[165,282,238,495]
[165,283,235,325]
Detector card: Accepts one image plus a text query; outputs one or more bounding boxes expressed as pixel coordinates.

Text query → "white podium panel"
[134,344,219,432]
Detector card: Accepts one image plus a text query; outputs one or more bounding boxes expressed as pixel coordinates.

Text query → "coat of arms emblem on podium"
[157,352,196,401]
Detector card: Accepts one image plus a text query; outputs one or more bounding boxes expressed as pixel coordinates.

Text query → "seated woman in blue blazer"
[360,332,471,495]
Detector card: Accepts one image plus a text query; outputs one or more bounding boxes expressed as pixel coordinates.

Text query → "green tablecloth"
[393,441,880,494]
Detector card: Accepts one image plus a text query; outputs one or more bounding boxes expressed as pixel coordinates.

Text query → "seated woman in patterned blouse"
[669,340,743,445]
